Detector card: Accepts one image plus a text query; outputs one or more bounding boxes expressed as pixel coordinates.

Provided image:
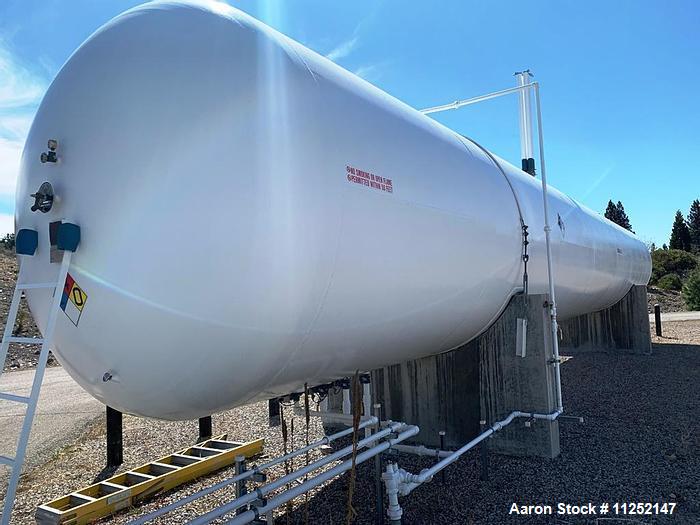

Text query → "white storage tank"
[15,1,651,420]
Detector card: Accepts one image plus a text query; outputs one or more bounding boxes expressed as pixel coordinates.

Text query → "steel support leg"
[198,416,212,442]
[106,406,123,468]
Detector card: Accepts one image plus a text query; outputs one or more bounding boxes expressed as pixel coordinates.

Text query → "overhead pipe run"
[420,84,531,114]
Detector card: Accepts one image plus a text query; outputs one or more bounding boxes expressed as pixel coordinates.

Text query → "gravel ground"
[6,321,698,525]
[0,249,53,371]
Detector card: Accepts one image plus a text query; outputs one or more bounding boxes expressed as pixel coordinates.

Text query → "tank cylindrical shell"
[16,1,651,420]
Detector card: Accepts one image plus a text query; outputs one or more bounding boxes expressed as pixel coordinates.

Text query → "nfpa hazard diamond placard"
[61,273,87,326]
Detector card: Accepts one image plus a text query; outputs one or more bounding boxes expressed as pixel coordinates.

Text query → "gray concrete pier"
[477,293,559,458]
[371,293,560,457]
[366,285,651,458]
[559,285,651,355]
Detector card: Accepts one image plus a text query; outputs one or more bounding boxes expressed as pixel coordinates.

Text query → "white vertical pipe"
[523,72,534,160]
[515,71,534,170]
[342,387,351,415]
[362,381,372,438]
[383,464,403,523]
[516,73,528,161]
[533,82,563,412]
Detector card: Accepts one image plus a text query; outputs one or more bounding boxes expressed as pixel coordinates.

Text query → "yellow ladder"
[36,435,264,525]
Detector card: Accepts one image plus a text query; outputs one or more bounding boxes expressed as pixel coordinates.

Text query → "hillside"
[647,286,687,313]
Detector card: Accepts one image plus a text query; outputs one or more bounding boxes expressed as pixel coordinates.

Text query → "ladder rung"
[0,455,15,466]
[17,282,57,290]
[5,337,45,345]
[0,392,30,404]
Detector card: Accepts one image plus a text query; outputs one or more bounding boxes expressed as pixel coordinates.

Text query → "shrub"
[0,233,15,250]
[650,249,698,284]
[657,273,683,291]
[683,270,700,310]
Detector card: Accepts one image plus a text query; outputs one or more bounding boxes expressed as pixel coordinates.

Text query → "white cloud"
[0,40,47,227]
[324,3,384,63]
[0,137,22,196]
[326,36,359,62]
[0,43,46,112]
[0,113,33,141]
[354,63,383,82]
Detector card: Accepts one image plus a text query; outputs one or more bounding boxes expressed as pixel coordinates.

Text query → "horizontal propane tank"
[16,1,651,420]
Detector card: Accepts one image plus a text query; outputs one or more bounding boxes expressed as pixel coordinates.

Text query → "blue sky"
[1,0,698,245]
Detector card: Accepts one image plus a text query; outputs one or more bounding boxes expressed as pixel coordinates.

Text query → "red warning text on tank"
[346,165,393,193]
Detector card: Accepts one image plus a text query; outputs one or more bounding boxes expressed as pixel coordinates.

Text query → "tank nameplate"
[60,274,88,326]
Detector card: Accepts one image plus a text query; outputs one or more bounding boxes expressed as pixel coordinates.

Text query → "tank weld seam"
[456,133,530,296]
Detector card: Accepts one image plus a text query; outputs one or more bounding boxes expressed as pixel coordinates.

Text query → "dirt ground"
[3,320,698,525]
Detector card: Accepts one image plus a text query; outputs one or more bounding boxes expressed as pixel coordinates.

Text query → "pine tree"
[614,201,633,232]
[669,210,692,251]
[604,200,620,224]
[604,200,633,232]
[688,199,700,253]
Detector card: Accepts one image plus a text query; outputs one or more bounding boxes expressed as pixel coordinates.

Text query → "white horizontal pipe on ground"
[129,417,378,524]
[393,409,563,495]
[223,426,421,525]
[188,422,407,525]
[292,406,374,426]
[390,444,453,459]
